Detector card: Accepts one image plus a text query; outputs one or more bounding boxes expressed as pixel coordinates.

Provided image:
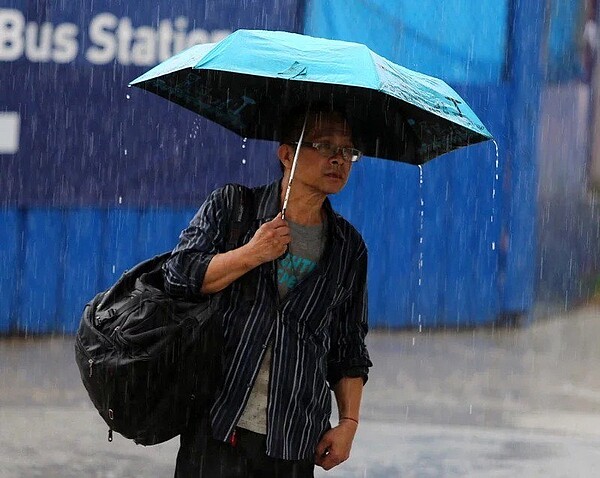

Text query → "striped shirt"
[163,180,372,461]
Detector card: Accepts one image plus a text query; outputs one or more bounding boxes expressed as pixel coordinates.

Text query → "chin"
[321,183,346,195]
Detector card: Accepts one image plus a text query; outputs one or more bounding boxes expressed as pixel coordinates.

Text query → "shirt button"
[262,344,268,349]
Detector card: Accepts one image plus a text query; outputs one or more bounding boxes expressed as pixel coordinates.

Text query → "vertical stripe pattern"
[163,180,372,460]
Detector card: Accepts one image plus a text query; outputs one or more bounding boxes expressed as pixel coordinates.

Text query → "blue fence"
[1,0,551,332]
[0,208,196,334]
[307,0,544,326]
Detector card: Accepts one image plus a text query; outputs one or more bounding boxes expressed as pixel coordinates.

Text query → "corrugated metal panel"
[60,210,103,334]
[0,209,20,333]
[20,210,64,334]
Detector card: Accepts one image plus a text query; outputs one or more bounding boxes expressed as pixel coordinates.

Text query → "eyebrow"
[310,135,354,147]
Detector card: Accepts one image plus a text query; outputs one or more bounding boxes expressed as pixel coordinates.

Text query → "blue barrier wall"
[0,0,298,334]
[304,0,544,327]
[0,208,197,334]
[1,0,553,332]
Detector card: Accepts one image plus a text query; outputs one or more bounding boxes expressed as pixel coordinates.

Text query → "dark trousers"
[175,424,315,478]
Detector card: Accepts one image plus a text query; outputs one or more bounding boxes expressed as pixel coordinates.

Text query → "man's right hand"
[200,213,290,294]
[245,213,291,265]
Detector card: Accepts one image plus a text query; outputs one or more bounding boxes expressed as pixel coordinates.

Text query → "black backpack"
[74,185,253,446]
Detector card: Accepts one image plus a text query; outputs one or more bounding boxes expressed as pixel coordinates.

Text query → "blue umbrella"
[130,29,492,165]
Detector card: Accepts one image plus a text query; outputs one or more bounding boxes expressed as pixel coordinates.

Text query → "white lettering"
[0,9,24,61]
[116,17,133,65]
[157,19,173,61]
[25,22,53,62]
[86,13,118,65]
[186,29,209,48]
[210,29,231,44]
[130,26,156,66]
[0,9,230,66]
[172,17,188,54]
[52,23,78,63]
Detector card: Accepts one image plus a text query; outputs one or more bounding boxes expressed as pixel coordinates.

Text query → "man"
[164,104,372,477]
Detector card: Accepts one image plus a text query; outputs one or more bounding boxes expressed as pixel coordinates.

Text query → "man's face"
[284,113,355,196]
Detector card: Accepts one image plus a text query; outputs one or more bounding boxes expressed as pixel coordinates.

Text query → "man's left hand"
[314,420,357,470]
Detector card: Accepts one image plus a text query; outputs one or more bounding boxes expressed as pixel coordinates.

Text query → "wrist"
[339,416,359,428]
[238,243,262,269]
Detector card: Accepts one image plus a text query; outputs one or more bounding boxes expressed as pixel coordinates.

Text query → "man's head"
[277,103,360,196]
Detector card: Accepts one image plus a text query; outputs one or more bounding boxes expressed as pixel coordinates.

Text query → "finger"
[271,215,289,228]
[320,455,339,471]
[315,438,330,459]
[279,234,291,245]
[314,448,329,468]
[273,225,291,237]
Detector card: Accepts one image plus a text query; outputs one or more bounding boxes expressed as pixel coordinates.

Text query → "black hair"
[279,101,349,145]
[277,102,350,173]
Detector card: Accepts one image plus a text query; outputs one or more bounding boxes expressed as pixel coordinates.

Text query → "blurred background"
[1,0,599,333]
[1,1,600,477]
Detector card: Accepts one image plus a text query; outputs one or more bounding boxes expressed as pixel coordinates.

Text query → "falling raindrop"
[118,196,123,204]
[241,137,248,164]
[124,149,128,156]
[112,265,116,274]
[491,140,500,249]
[417,165,424,332]
[126,94,130,100]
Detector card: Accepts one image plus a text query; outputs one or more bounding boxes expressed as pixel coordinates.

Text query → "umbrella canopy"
[130,29,492,165]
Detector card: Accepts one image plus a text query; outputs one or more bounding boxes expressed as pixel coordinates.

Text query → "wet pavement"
[1,305,600,477]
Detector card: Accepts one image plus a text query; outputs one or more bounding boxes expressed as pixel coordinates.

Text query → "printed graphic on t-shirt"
[277,252,317,289]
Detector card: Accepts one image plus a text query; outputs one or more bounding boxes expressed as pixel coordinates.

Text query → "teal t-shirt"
[277,219,326,298]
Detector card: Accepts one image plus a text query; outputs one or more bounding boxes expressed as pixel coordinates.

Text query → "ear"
[277,144,293,171]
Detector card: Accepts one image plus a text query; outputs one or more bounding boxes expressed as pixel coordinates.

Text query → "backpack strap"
[225,184,254,251]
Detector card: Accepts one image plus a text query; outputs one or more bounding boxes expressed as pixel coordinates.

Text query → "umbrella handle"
[281,107,310,220]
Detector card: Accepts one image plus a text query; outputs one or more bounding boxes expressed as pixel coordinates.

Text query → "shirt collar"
[254,179,346,242]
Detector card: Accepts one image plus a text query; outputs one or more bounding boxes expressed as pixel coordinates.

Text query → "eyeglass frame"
[288,141,363,163]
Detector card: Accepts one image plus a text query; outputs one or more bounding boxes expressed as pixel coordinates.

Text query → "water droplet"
[126,94,130,100]
[491,242,496,250]
[118,196,123,204]
[241,159,246,164]
[243,137,247,142]
[242,144,246,149]
[112,265,116,273]
[124,149,128,156]
[416,165,425,332]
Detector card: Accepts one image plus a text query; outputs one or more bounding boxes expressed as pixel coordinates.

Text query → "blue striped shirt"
[163,180,372,460]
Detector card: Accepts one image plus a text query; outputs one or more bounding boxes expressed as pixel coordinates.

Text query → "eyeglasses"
[289,142,362,163]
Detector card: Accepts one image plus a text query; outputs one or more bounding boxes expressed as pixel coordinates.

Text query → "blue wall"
[1,0,549,333]
[305,0,544,327]
[0,0,298,334]
[0,208,196,334]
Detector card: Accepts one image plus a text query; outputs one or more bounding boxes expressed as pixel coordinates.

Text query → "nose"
[329,148,344,165]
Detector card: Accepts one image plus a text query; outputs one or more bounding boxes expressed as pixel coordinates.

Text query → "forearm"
[333,376,364,424]
[200,243,261,294]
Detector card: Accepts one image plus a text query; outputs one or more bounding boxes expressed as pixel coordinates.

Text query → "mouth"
[324,172,344,180]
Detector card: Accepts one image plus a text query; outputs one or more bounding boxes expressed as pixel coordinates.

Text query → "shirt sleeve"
[327,242,373,387]
[162,185,234,299]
